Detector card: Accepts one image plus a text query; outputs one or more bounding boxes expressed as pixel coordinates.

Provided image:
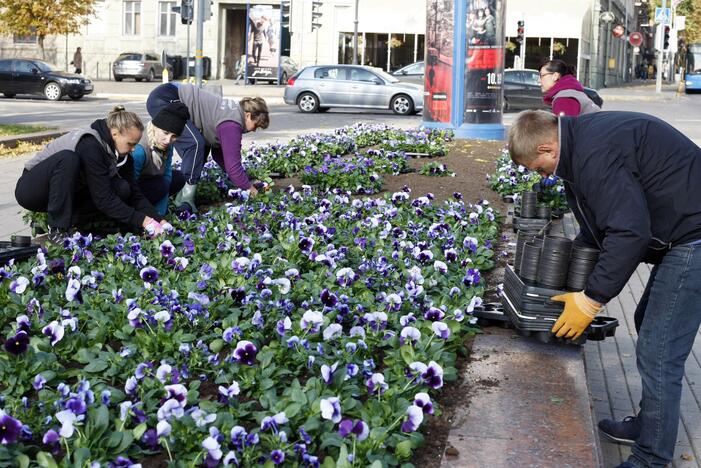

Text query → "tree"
[676,0,701,44]
[0,0,98,60]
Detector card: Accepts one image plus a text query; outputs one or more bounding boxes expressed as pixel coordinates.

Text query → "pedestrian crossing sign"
[655,7,671,24]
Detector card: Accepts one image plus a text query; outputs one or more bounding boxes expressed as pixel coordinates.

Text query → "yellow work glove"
[551,291,602,339]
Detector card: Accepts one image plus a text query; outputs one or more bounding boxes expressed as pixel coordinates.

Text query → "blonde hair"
[106,105,144,133]
[145,121,165,170]
[507,110,558,165]
[239,97,269,129]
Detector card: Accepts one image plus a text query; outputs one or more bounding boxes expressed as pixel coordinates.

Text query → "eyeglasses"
[539,72,555,78]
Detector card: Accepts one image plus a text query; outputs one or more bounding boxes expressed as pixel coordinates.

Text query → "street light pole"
[195,0,204,87]
[622,0,628,82]
[352,0,359,65]
[656,0,666,93]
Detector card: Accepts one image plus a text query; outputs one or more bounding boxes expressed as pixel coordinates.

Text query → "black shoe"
[173,202,193,218]
[598,415,640,446]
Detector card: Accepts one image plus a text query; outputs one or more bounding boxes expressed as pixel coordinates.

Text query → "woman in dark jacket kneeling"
[15,106,167,241]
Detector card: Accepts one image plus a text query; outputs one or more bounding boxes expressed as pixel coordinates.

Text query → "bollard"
[162,67,169,83]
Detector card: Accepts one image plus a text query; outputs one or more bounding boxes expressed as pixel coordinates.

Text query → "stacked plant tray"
[0,236,39,264]
[500,264,619,344]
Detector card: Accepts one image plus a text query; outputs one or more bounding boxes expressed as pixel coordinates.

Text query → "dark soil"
[277,139,510,466]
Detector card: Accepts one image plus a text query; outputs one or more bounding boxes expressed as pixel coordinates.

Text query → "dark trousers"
[15,150,81,229]
[147,84,208,184]
[138,170,186,205]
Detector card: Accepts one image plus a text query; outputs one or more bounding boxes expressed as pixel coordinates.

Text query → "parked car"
[503,69,603,111]
[112,52,171,82]
[284,65,423,115]
[392,61,425,86]
[0,58,93,101]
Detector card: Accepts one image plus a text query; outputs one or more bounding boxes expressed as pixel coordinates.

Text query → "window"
[350,68,378,83]
[0,60,12,72]
[159,1,176,36]
[314,67,344,80]
[14,60,37,73]
[124,1,141,36]
[522,71,540,86]
[146,53,159,61]
[401,62,424,75]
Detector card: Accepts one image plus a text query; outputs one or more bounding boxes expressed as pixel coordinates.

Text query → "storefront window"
[390,34,416,71]
[363,33,388,69]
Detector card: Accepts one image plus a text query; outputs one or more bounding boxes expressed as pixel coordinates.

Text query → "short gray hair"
[507,110,558,165]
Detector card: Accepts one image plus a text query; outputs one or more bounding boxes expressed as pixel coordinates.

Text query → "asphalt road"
[2,88,701,145]
[0,93,423,145]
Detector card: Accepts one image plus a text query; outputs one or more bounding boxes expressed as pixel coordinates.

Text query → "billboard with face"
[463,0,505,124]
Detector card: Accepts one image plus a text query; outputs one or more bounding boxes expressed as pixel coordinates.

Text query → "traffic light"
[663,25,670,50]
[179,0,193,25]
[311,1,323,32]
[516,20,525,44]
[281,0,291,30]
[204,0,214,21]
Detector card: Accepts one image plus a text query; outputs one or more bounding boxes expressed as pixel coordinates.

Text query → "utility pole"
[353,0,359,65]
[195,0,205,87]
[656,0,666,93]
[622,0,628,82]
[187,21,191,79]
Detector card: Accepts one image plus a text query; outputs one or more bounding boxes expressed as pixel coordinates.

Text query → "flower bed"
[488,148,567,211]
[419,162,455,178]
[2,184,501,466]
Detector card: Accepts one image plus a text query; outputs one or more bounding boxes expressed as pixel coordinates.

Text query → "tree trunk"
[38,35,46,60]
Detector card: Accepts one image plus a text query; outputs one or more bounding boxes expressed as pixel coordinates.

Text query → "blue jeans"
[628,242,701,467]
[146,83,207,184]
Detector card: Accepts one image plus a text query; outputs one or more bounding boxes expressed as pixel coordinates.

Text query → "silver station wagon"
[283,65,423,115]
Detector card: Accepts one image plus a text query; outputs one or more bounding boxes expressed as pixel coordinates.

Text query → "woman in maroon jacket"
[539,59,600,116]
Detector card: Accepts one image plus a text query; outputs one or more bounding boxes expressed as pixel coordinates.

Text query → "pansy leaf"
[336,444,352,468]
[320,432,344,449]
[87,405,109,437]
[321,457,336,468]
[106,431,123,448]
[115,431,134,453]
[16,454,29,468]
[400,345,415,365]
[132,423,148,440]
[35,452,58,468]
[84,360,109,373]
[71,448,91,467]
[395,440,413,459]
[284,402,302,419]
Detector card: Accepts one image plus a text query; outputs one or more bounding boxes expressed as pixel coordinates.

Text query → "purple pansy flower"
[4,331,29,355]
[400,405,424,432]
[270,449,285,465]
[0,410,22,444]
[41,321,64,346]
[233,340,258,366]
[139,266,159,283]
[432,321,451,339]
[320,397,342,423]
[414,392,434,414]
[338,419,369,441]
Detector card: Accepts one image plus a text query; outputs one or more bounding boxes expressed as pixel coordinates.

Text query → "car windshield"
[373,69,399,83]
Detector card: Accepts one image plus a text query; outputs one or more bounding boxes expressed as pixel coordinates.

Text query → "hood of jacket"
[90,119,118,153]
[543,75,585,105]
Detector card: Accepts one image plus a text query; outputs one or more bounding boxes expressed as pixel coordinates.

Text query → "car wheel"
[391,94,413,115]
[3,93,16,98]
[502,97,509,112]
[115,77,123,82]
[146,69,155,82]
[281,72,288,84]
[135,77,143,82]
[298,92,319,113]
[44,82,62,101]
[69,95,83,101]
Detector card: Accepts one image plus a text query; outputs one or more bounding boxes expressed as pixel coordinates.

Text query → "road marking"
[674,119,701,122]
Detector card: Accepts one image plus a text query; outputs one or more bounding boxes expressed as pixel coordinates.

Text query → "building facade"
[0,0,640,88]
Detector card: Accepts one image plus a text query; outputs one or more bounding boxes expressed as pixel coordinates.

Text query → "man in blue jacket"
[508,110,701,468]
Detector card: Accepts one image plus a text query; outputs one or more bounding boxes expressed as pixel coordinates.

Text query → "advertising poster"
[245,4,281,82]
[424,0,455,123]
[463,0,505,124]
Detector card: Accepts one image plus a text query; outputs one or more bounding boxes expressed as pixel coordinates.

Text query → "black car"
[503,69,602,111]
[0,58,93,101]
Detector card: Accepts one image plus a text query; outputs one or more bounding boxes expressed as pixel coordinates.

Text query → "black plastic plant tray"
[0,241,39,264]
[472,303,510,324]
[587,316,619,341]
[512,217,550,233]
[504,265,567,301]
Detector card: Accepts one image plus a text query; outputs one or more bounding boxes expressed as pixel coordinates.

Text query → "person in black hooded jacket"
[508,109,701,468]
[15,105,167,240]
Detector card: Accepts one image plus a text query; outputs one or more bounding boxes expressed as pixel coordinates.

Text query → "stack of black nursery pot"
[498,230,619,345]
[512,190,551,232]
